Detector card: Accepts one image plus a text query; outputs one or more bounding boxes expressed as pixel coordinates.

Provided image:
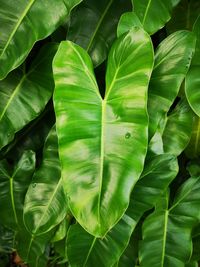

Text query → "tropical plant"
[0,0,200,266]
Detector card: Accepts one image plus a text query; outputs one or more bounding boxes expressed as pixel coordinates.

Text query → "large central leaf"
[53,28,154,236]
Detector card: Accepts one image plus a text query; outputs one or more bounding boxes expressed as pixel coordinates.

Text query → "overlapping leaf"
[149,100,193,156]
[185,16,200,117]
[0,151,35,230]
[67,0,131,66]
[132,0,174,35]
[117,12,142,37]
[53,28,154,236]
[24,126,67,236]
[0,44,57,150]
[167,0,200,32]
[0,0,82,79]
[185,115,200,159]
[140,176,200,267]
[148,30,196,139]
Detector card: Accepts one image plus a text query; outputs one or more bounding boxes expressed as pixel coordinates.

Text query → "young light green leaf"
[0,151,35,230]
[23,126,67,236]
[117,12,142,37]
[53,28,154,237]
[67,0,131,67]
[0,44,57,150]
[185,16,200,117]
[0,0,82,79]
[148,30,196,139]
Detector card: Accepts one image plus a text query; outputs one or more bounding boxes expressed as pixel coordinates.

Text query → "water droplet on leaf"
[125,132,131,139]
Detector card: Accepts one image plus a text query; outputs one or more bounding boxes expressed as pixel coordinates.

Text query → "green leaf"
[0,0,82,79]
[117,225,141,267]
[53,28,154,236]
[117,12,142,37]
[132,0,173,35]
[16,225,53,265]
[67,0,131,67]
[67,154,178,267]
[185,114,200,159]
[140,176,200,267]
[0,225,15,253]
[149,100,193,156]
[191,224,200,262]
[24,126,67,236]
[167,0,200,33]
[162,101,193,155]
[185,16,200,117]
[148,30,196,139]
[185,262,198,267]
[51,215,71,243]
[2,103,55,161]
[67,215,135,267]
[0,44,57,150]
[0,150,35,230]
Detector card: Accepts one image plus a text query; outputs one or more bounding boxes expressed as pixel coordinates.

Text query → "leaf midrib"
[86,0,114,53]
[142,0,152,25]
[0,0,35,58]
[83,237,97,267]
[32,178,63,235]
[161,210,168,266]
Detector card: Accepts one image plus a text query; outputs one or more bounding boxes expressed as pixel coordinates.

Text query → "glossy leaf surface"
[132,0,173,35]
[67,154,178,267]
[185,16,200,117]
[16,226,52,266]
[67,0,131,66]
[0,151,35,230]
[53,29,154,236]
[148,30,196,139]
[185,114,200,159]
[0,0,82,79]
[0,44,57,150]
[117,12,142,37]
[24,127,67,235]
[140,176,200,267]
[149,100,193,156]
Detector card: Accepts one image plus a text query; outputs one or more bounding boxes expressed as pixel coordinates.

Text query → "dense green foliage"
[0,0,200,266]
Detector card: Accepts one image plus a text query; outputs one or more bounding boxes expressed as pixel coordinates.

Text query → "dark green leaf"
[167,0,200,32]
[0,150,35,230]
[67,0,131,67]
[185,114,200,159]
[0,44,57,150]
[0,0,82,79]
[140,176,200,267]
[24,126,67,235]
[132,0,173,35]
[185,16,200,117]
